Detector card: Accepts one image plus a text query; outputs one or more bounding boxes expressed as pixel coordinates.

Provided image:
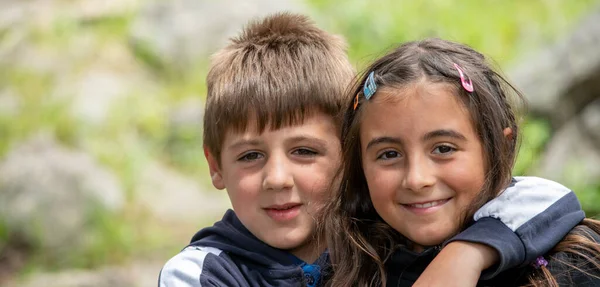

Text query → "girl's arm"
[415,176,584,285]
[413,241,497,287]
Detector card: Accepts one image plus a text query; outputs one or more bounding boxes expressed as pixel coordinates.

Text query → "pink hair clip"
[453,63,474,93]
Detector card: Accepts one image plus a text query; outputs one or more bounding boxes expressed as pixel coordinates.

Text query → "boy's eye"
[432,145,456,155]
[238,152,263,161]
[292,148,318,156]
[377,150,400,160]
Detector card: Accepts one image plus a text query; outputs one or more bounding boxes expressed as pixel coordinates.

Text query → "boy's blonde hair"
[203,13,354,162]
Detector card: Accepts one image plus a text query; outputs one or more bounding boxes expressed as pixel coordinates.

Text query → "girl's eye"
[432,145,456,155]
[378,150,400,160]
[238,152,263,162]
[292,148,318,156]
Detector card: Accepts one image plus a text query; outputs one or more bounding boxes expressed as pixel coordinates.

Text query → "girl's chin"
[404,223,458,245]
[407,233,451,251]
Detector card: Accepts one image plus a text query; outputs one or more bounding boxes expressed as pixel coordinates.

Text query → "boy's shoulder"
[158,245,241,287]
[158,209,317,286]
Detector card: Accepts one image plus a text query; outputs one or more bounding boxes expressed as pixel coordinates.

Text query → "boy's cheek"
[300,180,334,210]
[300,160,342,205]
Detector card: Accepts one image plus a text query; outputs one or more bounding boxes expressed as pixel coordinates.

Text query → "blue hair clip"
[363,71,377,100]
[353,71,378,111]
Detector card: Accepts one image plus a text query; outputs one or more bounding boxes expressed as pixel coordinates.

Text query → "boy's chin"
[260,228,316,251]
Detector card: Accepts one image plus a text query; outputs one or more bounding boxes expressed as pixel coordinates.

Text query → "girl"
[326,38,600,286]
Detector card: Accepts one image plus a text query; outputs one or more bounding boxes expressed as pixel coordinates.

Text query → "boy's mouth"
[264,203,302,222]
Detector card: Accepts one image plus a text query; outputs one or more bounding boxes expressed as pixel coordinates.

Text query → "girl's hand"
[413,241,498,287]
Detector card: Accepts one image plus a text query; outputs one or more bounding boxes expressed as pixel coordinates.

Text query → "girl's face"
[359,83,486,251]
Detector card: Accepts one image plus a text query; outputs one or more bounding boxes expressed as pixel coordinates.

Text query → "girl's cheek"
[444,162,485,197]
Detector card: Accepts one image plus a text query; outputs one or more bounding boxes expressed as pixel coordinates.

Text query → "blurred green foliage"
[1,0,599,273]
[308,0,598,68]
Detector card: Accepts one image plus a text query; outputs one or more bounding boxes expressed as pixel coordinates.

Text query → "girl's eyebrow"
[422,129,467,141]
[366,129,466,150]
[366,136,403,150]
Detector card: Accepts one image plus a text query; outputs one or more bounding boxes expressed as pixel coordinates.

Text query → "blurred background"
[0,0,599,286]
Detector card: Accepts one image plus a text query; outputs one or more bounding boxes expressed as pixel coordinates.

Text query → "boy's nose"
[262,154,294,191]
[402,155,435,192]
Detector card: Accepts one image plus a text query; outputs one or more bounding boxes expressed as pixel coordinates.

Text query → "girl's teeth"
[411,200,445,208]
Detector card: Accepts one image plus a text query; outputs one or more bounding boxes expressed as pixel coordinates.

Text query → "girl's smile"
[401,197,452,215]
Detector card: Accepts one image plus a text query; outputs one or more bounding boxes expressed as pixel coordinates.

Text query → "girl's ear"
[204,146,225,190]
[503,127,513,142]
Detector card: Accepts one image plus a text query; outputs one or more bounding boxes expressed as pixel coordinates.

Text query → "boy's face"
[205,112,341,262]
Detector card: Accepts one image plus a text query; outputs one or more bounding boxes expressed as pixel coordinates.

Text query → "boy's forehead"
[222,111,340,144]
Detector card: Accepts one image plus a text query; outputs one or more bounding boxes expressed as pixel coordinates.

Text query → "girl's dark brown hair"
[525,218,600,287]
[323,38,600,286]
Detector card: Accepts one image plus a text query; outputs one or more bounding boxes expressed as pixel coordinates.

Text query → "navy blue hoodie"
[159,209,327,287]
[159,177,584,287]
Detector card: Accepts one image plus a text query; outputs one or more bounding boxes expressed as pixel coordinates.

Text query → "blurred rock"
[581,100,600,140]
[50,38,157,125]
[0,0,138,27]
[0,10,27,65]
[3,260,163,287]
[169,97,204,129]
[67,55,156,125]
[0,0,135,67]
[510,8,600,184]
[510,7,600,126]
[0,88,20,116]
[0,0,155,125]
[0,134,125,254]
[535,99,600,184]
[70,68,129,124]
[129,0,306,71]
[135,161,230,224]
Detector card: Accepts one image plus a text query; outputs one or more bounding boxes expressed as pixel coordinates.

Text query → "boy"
[159,13,584,287]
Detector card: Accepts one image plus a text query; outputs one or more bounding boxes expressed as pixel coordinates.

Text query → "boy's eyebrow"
[422,129,467,141]
[286,135,328,149]
[227,139,261,151]
[366,137,403,150]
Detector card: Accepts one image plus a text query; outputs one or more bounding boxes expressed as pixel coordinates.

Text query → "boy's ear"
[204,146,225,190]
[503,127,513,142]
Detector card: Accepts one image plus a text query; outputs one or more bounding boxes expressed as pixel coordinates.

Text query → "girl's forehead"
[368,82,461,108]
[358,84,476,139]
